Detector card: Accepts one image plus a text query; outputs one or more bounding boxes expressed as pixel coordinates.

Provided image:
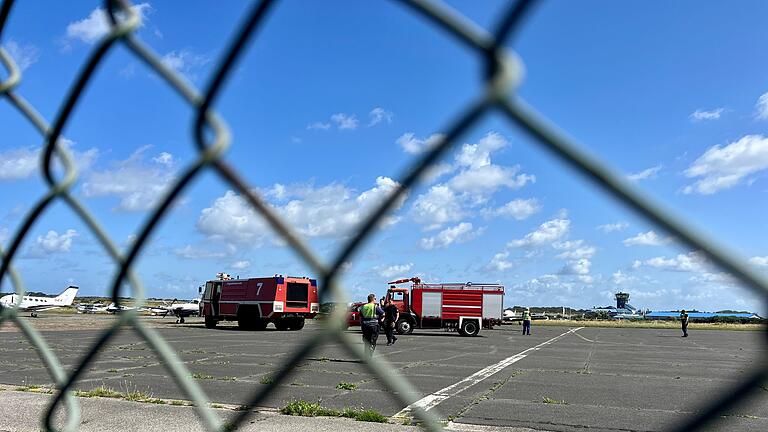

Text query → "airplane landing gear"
[30,312,38,318]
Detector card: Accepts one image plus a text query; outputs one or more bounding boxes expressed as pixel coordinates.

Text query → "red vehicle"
[348,277,504,336]
[200,274,319,330]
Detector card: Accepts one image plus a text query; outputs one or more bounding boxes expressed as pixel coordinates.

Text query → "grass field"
[519,319,765,331]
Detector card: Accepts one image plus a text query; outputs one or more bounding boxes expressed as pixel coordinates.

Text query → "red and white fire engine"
[200,273,319,330]
[348,277,504,336]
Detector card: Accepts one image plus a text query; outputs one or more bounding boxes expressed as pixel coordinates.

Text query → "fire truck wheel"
[460,320,480,337]
[204,316,217,329]
[254,319,268,331]
[274,319,290,331]
[289,318,305,330]
[396,319,413,335]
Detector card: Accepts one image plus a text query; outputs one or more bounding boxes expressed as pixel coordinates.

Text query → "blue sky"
[2,1,768,313]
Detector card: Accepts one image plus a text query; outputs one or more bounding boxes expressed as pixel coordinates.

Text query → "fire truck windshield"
[286,282,308,308]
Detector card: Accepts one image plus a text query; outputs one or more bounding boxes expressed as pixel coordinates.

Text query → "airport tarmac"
[1,316,767,431]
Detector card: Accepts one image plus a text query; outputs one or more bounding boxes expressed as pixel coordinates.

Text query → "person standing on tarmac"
[680,309,689,337]
[383,298,399,346]
[360,294,385,357]
[522,307,532,335]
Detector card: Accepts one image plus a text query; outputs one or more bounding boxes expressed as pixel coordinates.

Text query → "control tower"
[615,292,630,309]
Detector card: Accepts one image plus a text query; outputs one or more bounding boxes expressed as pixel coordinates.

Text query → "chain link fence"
[1,0,766,431]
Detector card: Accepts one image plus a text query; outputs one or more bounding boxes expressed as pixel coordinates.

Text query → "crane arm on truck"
[387,277,421,285]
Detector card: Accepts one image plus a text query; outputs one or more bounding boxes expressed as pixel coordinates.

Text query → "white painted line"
[394,326,584,418]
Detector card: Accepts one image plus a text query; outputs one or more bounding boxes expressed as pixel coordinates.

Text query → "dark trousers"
[361,322,379,356]
[522,320,531,335]
[682,322,688,337]
[384,320,397,344]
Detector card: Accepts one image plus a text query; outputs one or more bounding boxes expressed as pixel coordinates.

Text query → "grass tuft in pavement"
[191,373,215,380]
[73,385,164,404]
[542,396,568,405]
[336,381,358,391]
[281,400,387,423]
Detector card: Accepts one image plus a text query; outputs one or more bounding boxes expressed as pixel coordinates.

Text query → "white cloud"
[65,3,152,44]
[420,222,483,250]
[421,162,454,184]
[0,140,98,181]
[448,164,534,194]
[306,121,331,130]
[411,185,463,229]
[307,113,359,131]
[231,260,251,270]
[554,241,595,260]
[173,245,228,259]
[749,256,768,267]
[396,132,444,155]
[331,113,358,130]
[28,229,78,256]
[160,49,210,80]
[152,152,174,166]
[623,230,673,247]
[197,176,404,245]
[449,133,534,196]
[368,107,393,126]
[82,146,176,212]
[683,135,768,194]
[488,251,514,271]
[0,147,38,180]
[409,131,535,228]
[642,251,709,273]
[626,164,661,182]
[558,258,591,276]
[611,270,633,285]
[597,222,628,233]
[377,263,413,279]
[454,132,508,168]
[3,39,39,71]
[484,199,541,220]
[507,275,581,304]
[756,92,768,120]
[508,216,570,248]
[690,108,724,122]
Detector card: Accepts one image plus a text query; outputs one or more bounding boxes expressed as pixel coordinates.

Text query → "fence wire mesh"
[1,0,766,431]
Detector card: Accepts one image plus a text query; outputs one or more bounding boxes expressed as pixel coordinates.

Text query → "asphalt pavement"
[1,316,766,431]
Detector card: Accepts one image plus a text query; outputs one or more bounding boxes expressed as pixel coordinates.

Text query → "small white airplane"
[502,309,549,322]
[105,303,136,314]
[0,286,79,317]
[76,302,107,314]
[149,298,201,323]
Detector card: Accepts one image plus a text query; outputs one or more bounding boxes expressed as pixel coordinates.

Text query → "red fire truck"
[348,277,504,336]
[200,274,319,330]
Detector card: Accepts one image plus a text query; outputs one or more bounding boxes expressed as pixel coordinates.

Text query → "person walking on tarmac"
[522,307,532,335]
[360,294,385,357]
[680,309,689,337]
[383,298,400,346]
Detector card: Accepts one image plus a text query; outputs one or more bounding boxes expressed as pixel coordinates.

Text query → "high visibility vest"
[522,311,531,321]
[361,303,377,319]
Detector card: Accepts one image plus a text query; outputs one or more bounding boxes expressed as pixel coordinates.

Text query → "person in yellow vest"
[680,309,689,337]
[360,293,385,357]
[522,307,531,335]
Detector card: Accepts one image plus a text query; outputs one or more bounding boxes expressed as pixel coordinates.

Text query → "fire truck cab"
[200,274,319,331]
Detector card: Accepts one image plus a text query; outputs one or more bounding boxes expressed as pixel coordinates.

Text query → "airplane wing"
[20,305,62,312]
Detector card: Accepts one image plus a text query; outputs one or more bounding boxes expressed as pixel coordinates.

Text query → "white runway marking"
[394,326,584,418]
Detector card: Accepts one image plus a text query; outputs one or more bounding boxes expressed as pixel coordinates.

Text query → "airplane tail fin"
[54,286,79,306]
